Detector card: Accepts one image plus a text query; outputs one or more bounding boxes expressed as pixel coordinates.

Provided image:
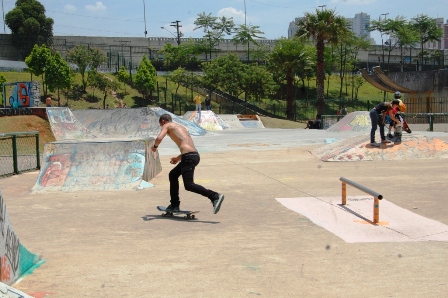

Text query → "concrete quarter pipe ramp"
[32,139,161,192]
[34,107,165,192]
[72,107,206,138]
[0,190,42,286]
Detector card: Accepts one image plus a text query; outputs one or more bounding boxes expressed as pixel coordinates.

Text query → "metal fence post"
[429,114,434,131]
[35,133,41,170]
[12,134,18,175]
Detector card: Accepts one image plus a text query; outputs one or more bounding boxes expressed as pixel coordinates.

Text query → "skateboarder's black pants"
[369,109,385,143]
[169,152,218,207]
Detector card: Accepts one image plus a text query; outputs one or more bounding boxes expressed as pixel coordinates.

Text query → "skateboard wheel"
[191,215,195,219]
[162,213,166,217]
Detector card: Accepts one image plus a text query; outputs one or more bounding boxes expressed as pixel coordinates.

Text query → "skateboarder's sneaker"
[212,194,225,214]
[405,128,412,133]
[166,204,180,212]
[370,142,381,147]
[387,133,393,139]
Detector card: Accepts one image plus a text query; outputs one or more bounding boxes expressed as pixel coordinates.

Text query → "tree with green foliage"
[410,14,444,70]
[194,12,235,60]
[45,52,72,106]
[370,16,419,72]
[117,66,130,94]
[167,67,200,101]
[0,74,6,106]
[167,67,188,96]
[268,38,315,120]
[295,9,350,116]
[134,55,157,103]
[160,41,200,70]
[25,44,51,93]
[232,24,265,61]
[201,54,245,97]
[87,70,120,109]
[242,64,276,103]
[66,45,107,92]
[335,34,370,98]
[5,0,53,59]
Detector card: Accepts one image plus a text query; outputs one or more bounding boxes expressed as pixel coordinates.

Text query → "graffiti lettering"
[139,107,156,116]
[0,255,12,282]
[0,194,5,238]
[5,226,20,274]
[0,108,33,116]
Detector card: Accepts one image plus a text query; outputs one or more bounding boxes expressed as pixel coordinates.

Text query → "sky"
[0,0,447,44]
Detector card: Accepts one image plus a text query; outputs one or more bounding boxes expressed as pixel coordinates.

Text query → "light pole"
[161,27,177,38]
[143,0,147,37]
[170,20,182,46]
[244,0,247,26]
[318,5,327,11]
[380,13,389,70]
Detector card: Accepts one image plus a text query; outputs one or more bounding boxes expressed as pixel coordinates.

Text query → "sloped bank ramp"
[312,134,448,161]
[32,139,161,192]
[183,110,230,131]
[325,111,370,133]
[72,107,206,138]
[0,190,43,285]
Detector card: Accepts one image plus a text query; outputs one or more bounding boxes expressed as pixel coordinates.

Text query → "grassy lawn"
[1,70,391,113]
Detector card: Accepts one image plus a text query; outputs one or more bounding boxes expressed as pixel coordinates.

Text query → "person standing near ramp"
[152,113,224,214]
[193,93,202,112]
[369,101,400,147]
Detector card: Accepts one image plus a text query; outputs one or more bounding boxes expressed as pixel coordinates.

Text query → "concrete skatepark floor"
[1,120,447,297]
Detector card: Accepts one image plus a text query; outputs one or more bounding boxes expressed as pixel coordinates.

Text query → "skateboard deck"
[157,206,199,219]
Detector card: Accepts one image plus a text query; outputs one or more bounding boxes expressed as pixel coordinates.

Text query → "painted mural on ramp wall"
[0,190,42,285]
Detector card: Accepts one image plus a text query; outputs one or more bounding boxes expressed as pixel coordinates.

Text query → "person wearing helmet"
[370,100,401,147]
[386,91,412,142]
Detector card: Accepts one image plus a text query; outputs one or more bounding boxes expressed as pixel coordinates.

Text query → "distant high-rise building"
[445,20,448,50]
[349,12,371,39]
[288,13,371,40]
[288,18,303,39]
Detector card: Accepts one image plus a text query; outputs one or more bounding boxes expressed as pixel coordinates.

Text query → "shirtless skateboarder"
[152,113,225,214]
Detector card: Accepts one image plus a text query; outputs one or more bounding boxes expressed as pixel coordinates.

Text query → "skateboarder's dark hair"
[159,114,172,123]
[391,99,400,105]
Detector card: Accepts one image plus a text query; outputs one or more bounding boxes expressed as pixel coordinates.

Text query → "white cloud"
[217,7,246,24]
[63,4,77,12]
[331,0,377,4]
[85,2,106,12]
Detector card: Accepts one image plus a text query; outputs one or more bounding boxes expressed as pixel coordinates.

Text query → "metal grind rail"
[340,177,383,223]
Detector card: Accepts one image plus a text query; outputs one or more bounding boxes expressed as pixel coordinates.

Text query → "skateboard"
[157,206,199,220]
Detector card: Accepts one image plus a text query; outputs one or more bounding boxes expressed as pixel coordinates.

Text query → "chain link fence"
[0,132,41,177]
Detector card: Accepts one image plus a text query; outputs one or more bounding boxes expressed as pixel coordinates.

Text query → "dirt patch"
[0,115,55,149]
[259,116,307,129]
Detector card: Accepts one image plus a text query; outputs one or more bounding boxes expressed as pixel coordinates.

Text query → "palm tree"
[232,24,265,61]
[295,9,350,115]
[268,38,315,120]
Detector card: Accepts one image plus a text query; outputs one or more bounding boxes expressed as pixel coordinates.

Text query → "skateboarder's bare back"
[160,122,197,155]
